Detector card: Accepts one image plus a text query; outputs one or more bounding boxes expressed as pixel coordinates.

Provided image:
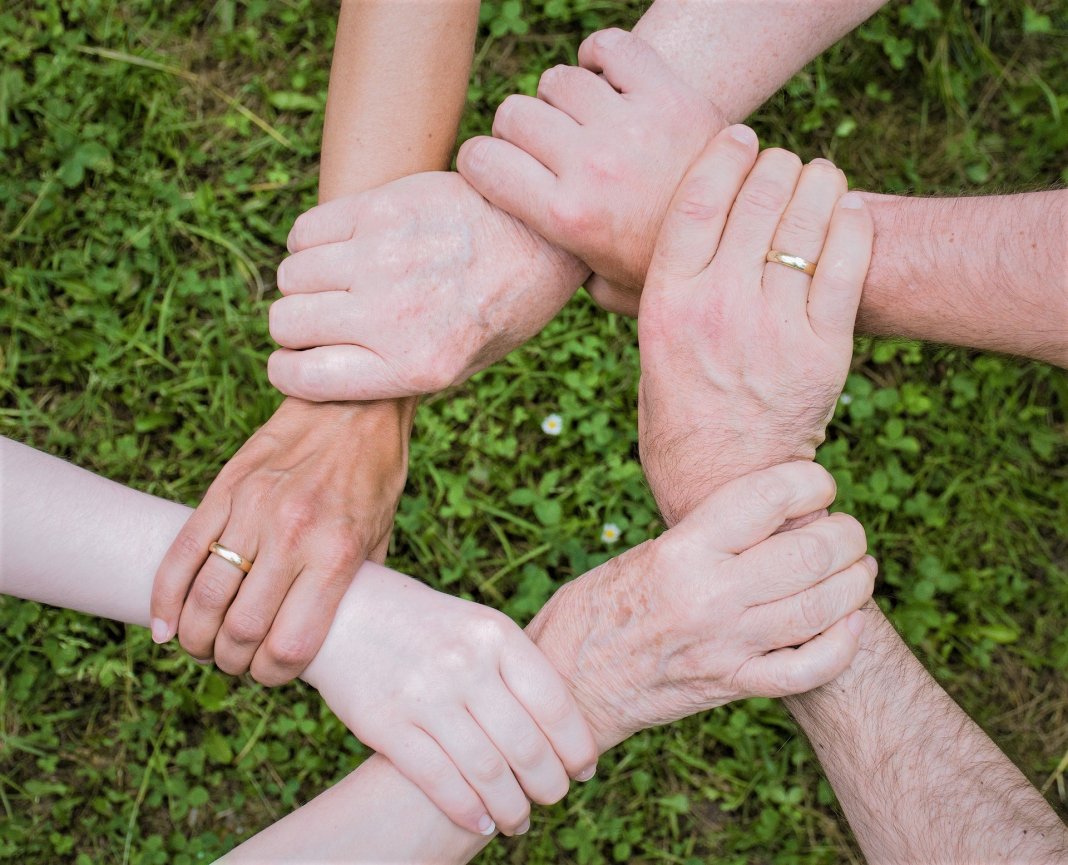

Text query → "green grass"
[1,0,1067,862]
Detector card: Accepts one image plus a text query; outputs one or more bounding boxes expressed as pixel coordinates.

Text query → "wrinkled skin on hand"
[457,28,724,316]
[526,462,874,751]
[267,171,588,402]
[636,128,874,524]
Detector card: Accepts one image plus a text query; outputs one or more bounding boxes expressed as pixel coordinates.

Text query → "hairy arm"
[858,191,1068,367]
[785,605,1067,863]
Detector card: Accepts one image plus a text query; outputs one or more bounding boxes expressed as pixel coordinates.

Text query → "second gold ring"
[766,249,818,276]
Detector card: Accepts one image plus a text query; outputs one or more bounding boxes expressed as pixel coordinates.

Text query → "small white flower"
[839,393,853,405]
[541,413,563,436]
[601,523,621,544]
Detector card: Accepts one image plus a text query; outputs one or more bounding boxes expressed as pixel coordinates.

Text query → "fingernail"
[275,259,288,292]
[515,819,530,836]
[728,124,757,146]
[810,157,836,168]
[839,191,864,209]
[477,815,495,836]
[192,656,212,665]
[846,610,866,637]
[863,555,879,577]
[576,765,596,782]
[150,618,171,644]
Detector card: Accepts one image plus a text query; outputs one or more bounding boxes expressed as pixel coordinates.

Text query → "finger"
[585,274,639,317]
[500,640,598,782]
[151,497,229,644]
[645,124,759,281]
[267,345,403,402]
[468,687,570,808]
[576,28,671,96]
[734,512,868,603]
[385,727,496,837]
[747,556,877,650]
[212,540,296,676]
[276,245,354,296]
[456,135,557,232]
[714,147,804,276]
[762,159,847,322]
[249,564,357,686]
[536,63,620,122]
[807,191,873,344]
[177,525,261,662]
[493,93,579,169]
[681,461,838,554]
[424,713,532,836]
[742,609,867,697]
[269,292,361,350]
[286,196,364,254]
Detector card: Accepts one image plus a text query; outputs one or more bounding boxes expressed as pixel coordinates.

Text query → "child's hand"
[457,28,722,314]
[301,565,597,838]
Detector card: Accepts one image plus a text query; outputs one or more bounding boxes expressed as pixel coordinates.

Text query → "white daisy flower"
[601,523,621,544]
[541,413,563,436]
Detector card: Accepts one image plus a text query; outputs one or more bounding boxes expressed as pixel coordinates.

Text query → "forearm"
[633,0,885,119]
[785,603,1067,863]
[857,191,1068,366]
[319,0,479,202]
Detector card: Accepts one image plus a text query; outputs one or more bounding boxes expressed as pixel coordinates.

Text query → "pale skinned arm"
[2,438,872,862]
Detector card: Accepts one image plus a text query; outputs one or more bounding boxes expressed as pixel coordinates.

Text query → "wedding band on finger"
[766,249,818,276]
[208,541,254,574]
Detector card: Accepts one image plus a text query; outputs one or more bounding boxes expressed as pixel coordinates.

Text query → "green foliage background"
[1,0,1066,862]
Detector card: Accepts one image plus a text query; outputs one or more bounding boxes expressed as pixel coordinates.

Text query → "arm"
[2,437,873,862]
[633,130,1067,859]
[459,18,1067,367]
[857,191,1068,367]
[149,0,479,685]
[784,606,1068,864]
[264,2,890,402]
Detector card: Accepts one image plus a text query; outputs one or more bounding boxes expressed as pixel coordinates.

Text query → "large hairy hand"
[303,563,597,839]
[637,128,874,525]
[150,398,413,685]
[528,462,874,751]
[458,28,722,316]
[266,171,588,402]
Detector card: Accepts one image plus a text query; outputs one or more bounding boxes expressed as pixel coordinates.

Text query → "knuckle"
[739,176,791,213]
[277,498,318,537]
[418,750,457,789]
[173,530,210,565]
[548,196,597,237]
[797,587,829,633]
[223,609,272,646]
[263,633,317,673]
[191,574,234,611]
[794,532,832,577]
[778,207,828,246]
[511,731,548,771]
[533,773,570,806]
[581,149,626,184]
[674,176,729,222]
[536,64,569,96]
[748,471,792,512]
[537,687,575,728]
[473,752,508,784]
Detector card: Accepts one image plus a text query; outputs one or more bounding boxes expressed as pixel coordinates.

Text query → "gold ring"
[766,249,817,276]
[208,541,254,574]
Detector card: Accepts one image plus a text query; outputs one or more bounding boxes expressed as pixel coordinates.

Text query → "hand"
[302,562,598,838]
[266,171,588,402]
[457,28,722,315]
[528,461,874,751]
[637,128,874,525]
[150,398,413,685]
